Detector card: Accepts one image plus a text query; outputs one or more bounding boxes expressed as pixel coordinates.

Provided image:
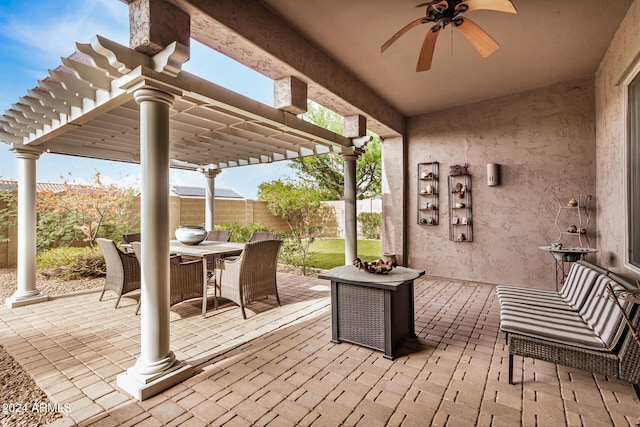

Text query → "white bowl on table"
[175,225,208,245]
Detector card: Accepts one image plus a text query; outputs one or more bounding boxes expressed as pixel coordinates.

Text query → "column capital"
[134,88,175,107]
[341,147,363,161]
[10,144,43,160]
[201,168,222,179]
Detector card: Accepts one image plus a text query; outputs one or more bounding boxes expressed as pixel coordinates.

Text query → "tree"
[290,102,382,200]
[257,179,323,275]
[37,172,139,247]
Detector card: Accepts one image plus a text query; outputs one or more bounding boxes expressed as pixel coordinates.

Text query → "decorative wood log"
[353,257,395,274]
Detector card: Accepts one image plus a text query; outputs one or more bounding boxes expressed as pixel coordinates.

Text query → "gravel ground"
[0,269,102,426]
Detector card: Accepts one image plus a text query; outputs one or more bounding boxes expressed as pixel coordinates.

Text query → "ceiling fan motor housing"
[423,0,467,28]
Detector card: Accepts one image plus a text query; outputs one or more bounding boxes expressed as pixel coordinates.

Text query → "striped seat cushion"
[497,287,574,310]
[499,303,606,349]
[500,273,632,351]
[559,263,601,309]
[496,262,599,311]
[578,275,632,351]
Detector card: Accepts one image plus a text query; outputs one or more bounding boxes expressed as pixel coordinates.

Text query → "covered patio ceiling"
[0,35,354,171]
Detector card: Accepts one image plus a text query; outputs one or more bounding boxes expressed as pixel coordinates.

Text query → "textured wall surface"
[595,0,640,281]
[382,136,407,266]
[405,78,597,289]
[128,0,190,54]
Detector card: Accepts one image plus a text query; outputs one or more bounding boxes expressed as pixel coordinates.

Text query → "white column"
[5,146,47,308]
[343,152,359,265]
[117,88,192,400]
[203,169,221,232]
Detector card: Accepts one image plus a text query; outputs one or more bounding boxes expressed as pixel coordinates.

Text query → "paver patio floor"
[0,273,638,426]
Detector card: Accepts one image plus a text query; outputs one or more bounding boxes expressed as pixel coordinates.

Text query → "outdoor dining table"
[121,240,245,317]
[169,240,245,317]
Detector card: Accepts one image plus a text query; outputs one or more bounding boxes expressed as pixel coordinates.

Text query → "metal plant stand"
[540,194,597,290]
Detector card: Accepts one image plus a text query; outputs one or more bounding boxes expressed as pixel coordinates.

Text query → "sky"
[0,0,295,199]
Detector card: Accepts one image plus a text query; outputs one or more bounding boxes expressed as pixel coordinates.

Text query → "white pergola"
[0,35,367,400]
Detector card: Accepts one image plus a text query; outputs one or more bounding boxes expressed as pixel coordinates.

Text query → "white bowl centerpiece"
[175,225,208,245]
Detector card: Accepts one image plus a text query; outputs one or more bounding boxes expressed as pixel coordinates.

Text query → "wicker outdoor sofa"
[497,260,640,391]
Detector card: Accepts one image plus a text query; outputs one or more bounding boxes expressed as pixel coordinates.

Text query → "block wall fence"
[0,195,381,268]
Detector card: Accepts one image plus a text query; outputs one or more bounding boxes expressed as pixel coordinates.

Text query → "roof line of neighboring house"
[0,180,244,199]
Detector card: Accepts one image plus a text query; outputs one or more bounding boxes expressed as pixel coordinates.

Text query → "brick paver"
[0,274,638,426]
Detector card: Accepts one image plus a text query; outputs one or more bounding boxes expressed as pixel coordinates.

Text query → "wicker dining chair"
[201,229,232,276]
[130,242,206,316]
[122,232,141,244]
[206,230,232,242]
[247,231,277,242]
[96,238,141,308]
[214,239,282,319]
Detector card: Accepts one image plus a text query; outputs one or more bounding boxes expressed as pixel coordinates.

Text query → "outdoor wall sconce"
[487,163,500,186]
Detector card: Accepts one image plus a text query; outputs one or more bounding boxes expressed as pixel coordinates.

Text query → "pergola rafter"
[1,35,352,167]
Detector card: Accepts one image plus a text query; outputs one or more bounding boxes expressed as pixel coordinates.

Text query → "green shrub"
[357,212,382,239]
[36,247,105,280]
[99,221,140,245]
[277,229,318,274]
[36,211,83,252]
[215,221,273,243]
[0,186,16,244]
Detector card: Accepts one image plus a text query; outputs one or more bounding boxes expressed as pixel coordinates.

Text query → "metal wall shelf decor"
[417,162,439,226]
[448,167,472,242]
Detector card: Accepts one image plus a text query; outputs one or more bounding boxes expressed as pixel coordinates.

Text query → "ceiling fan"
[381,0,517,72]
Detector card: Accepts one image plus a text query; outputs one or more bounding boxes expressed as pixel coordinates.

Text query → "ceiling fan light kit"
[381,0,517,72]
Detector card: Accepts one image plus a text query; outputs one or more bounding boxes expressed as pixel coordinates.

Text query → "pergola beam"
[168,0,405,137]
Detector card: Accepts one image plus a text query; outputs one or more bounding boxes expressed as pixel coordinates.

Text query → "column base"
[117,360,193,400]
[5,292,48,308]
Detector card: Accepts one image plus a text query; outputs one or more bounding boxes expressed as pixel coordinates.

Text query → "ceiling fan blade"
[453,17,499,57]
[381,17,425,53]
[416,26,440,72]
[456,0,517,14]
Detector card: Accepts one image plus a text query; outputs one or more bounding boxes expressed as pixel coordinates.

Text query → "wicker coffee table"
[319,265,425,359]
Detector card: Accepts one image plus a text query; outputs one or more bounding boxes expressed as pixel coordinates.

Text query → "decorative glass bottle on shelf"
[448,168,472,242]
[417,162,439,226]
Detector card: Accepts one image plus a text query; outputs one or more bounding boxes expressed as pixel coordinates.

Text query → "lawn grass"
[306,238,382,270]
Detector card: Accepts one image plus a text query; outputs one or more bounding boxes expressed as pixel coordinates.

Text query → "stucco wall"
[316,199,382,239]
[382,136,407,265]
[595,0,640,282]
[405,78,597,289]
[172,197,290,233]
[169,197,380,240]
